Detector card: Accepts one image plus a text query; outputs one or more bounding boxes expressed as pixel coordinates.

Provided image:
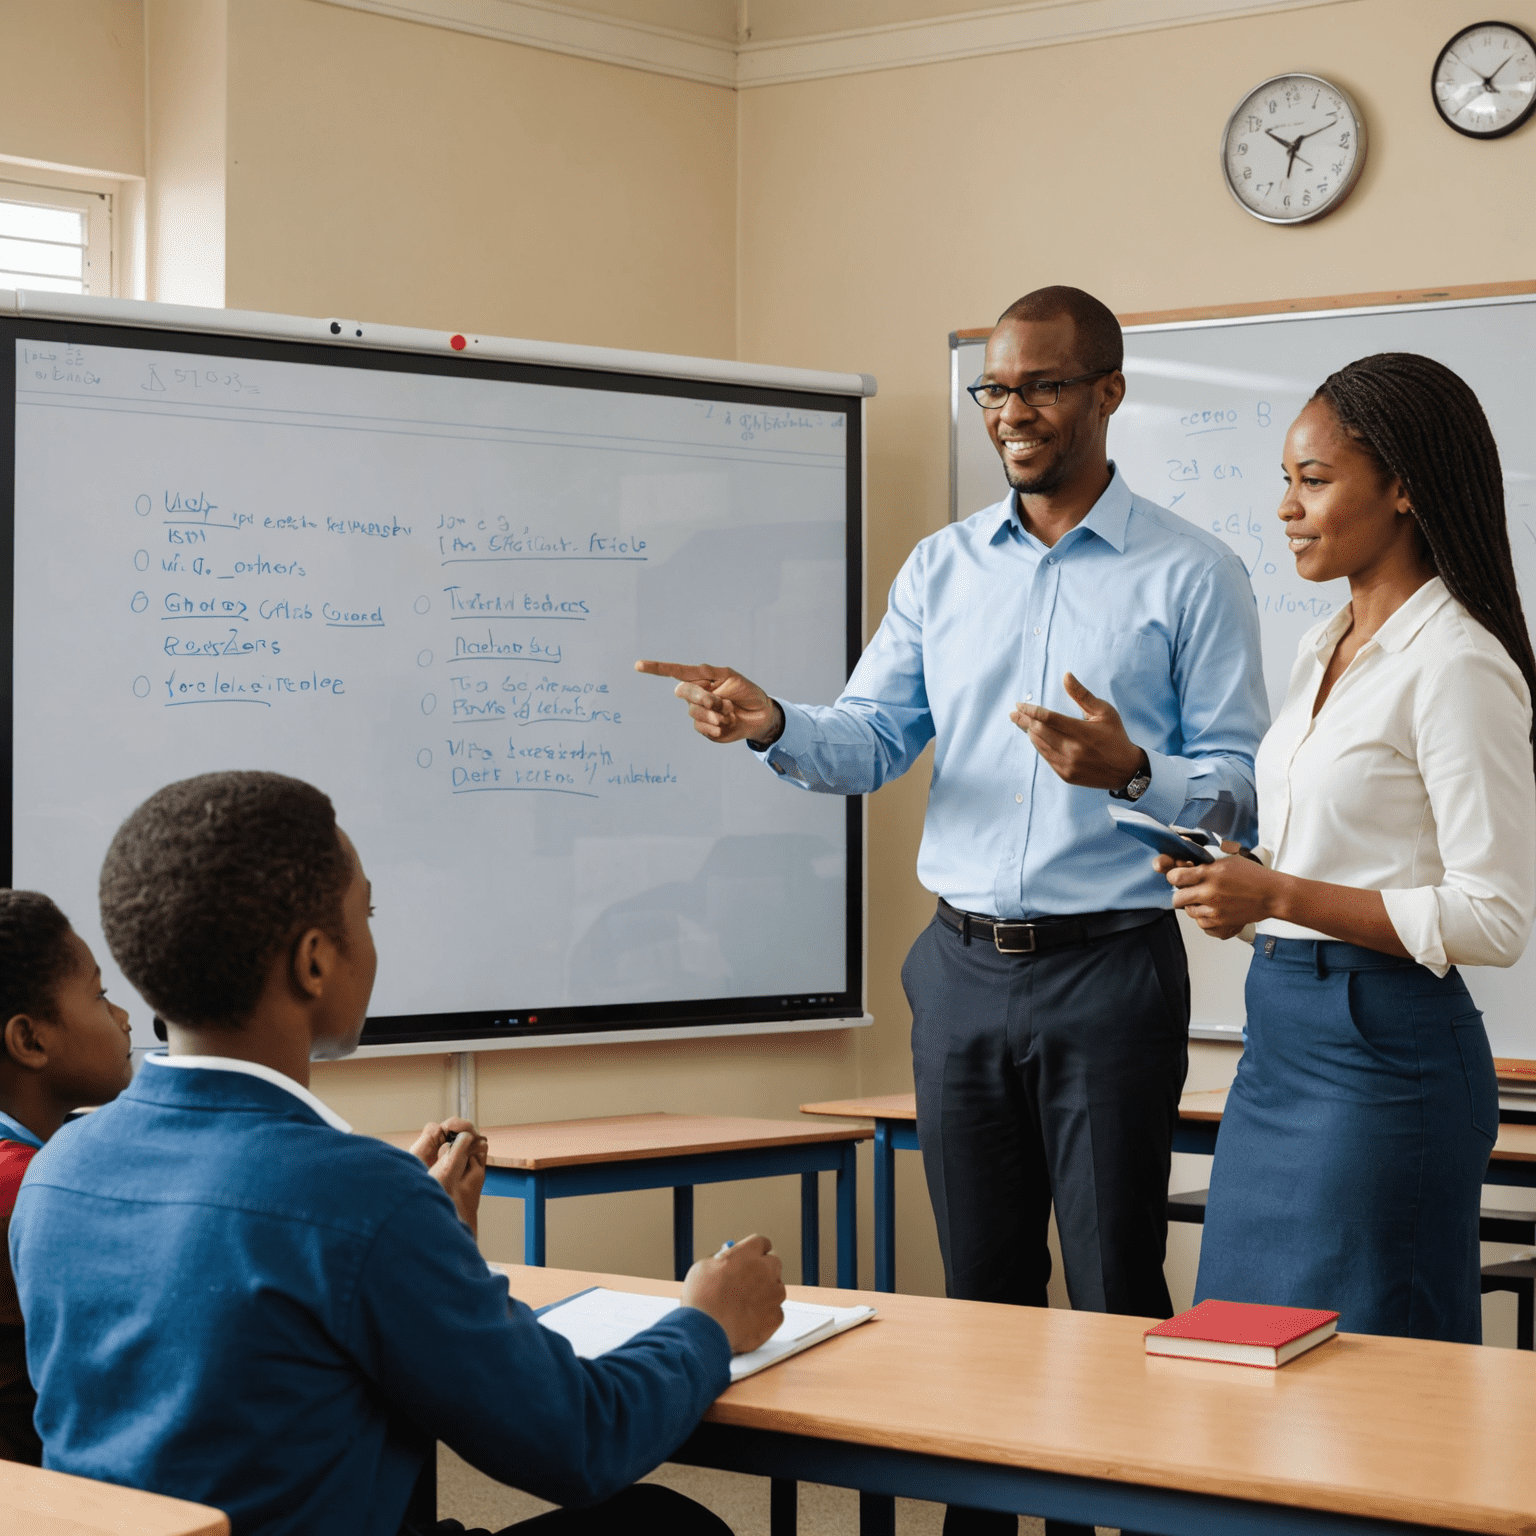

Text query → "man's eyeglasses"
[967,370,1112,410]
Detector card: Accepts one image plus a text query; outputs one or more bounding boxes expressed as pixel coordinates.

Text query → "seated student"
[0,891,134,1464]
[12,771,783,1536]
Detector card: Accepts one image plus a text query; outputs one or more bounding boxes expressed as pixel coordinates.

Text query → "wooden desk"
[503,1261,1536,1536]
[800,1095,915,1293]
[1174,1089,1536,1190]
[0,1460,227,1536]
[387,1113,871,1286]
[806,1086,1536,1294]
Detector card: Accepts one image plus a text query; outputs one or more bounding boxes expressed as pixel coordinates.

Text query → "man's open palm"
[634,659,782,745]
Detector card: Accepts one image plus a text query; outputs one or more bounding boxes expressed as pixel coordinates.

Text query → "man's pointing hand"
[1011,671,1145,789]
[635,659,785,746]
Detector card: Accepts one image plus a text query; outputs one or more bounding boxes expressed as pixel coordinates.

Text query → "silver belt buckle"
[993,921,1037,955]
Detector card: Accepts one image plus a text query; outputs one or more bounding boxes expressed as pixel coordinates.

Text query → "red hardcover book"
[1144,1299,1339,1368]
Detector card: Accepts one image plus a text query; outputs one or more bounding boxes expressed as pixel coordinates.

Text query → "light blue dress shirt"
[757,466,1269,918]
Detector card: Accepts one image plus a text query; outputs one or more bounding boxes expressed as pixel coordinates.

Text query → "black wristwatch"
[1108,749,1152,803]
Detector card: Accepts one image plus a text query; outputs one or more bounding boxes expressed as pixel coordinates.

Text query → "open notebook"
[536,1287,876,1381]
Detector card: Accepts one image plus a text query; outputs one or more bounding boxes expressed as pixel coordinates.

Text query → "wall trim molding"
[316,0,1361,89]
[317,0,736,87]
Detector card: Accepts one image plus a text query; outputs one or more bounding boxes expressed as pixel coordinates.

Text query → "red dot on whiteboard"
[450,334,467,351]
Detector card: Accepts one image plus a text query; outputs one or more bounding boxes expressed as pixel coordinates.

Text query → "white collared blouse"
[1255,576,1536,976]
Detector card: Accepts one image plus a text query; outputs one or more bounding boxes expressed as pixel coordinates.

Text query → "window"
[0,179,112,296]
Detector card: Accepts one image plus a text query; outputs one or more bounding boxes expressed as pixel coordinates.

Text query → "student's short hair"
[99,772,353,1031]
[995,286,1124,375]
[0,891,78,1029]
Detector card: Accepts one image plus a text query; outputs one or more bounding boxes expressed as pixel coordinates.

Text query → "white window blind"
[0,181,111,296]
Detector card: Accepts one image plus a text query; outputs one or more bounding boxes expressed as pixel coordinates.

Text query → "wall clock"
[1220,73,1366,224]
[1432,21,1536,138]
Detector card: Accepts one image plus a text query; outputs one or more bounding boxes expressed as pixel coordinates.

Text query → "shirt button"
[1015,793,1024,804]
[1047,557,1057,565]
[1024,692,1033,701]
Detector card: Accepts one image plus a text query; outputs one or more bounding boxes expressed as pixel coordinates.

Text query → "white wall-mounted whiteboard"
[5,298,870,1052]
[952,290,1536,1054]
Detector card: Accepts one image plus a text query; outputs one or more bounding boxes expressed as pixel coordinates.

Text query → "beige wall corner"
[224,0,736,355]
[145,0,228,306]
[0,0,145,177]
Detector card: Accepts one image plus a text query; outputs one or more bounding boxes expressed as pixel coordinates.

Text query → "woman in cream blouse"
[1164,353,1536,1343]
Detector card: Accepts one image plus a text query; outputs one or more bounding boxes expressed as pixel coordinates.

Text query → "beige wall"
[0,0,144,177]
[145,0,227,306]
[224,0,738,356]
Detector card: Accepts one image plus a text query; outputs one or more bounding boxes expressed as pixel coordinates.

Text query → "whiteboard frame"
[4,292,874,1055]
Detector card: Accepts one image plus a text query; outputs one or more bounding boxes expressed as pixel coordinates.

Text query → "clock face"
[1220,74,1366,224]
[1433,22,1536,138]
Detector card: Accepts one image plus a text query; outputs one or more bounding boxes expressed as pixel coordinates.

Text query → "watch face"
[1433,21,1536,138]
[1220,74,1365,224]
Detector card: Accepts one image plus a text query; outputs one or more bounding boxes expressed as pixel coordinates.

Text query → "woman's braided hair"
[1313,352,1536,770]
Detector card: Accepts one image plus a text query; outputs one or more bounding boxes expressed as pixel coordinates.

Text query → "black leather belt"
[936,898,1164,955]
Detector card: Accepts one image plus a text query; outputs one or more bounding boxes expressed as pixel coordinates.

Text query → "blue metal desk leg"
[859,1491,896,1535]
[800,1171,820,1286]
[673,1185,694,1282]
[523,1173,547,1266]
[836,1141,857,1290]
[769,1477,796,1536]
[873,1121,895,1293]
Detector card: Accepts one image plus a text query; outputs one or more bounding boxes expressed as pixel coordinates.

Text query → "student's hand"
[412,1118,489,1236]
[1010,672,1144,789]
[680,1233,786,1353]
[634,659,784,746]
[1165,851,1283,940]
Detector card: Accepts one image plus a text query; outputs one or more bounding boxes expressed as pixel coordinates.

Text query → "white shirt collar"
[144,1054,353,1133]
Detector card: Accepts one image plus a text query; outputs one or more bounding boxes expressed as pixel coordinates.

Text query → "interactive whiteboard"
[952,290,1536,1054]
[4,297,868,1051]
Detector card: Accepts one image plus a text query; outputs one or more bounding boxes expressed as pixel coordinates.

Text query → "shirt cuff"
[1381,887,1449,978]
[1132,748,1193,828]
[750,700,812,781]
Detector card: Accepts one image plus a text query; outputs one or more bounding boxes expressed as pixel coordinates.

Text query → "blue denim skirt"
[1194,937,1497,1343]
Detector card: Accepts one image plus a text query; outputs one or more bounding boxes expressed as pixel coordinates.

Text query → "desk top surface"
[0,1461,227,1536]
[383,1112,870,1169]
[799,1093,916,1122]
[502,1262,1536,1534]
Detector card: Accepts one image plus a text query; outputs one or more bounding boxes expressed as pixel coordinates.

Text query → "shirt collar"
[0,1109,44,1151]
[991,463,1133,553]
[1374,576,1452,653]
[1307,576,1451,659]
[144,1054,352,1133]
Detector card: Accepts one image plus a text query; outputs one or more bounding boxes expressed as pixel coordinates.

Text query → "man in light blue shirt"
[640,286,1265,1536]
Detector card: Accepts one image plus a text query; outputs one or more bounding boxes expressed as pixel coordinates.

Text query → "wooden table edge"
[700,1400,1526,1535]
[482,1123,873,1170]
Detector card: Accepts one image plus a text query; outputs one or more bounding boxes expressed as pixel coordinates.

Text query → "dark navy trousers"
[903,908,1189,1536]
[904,908,1189,1316]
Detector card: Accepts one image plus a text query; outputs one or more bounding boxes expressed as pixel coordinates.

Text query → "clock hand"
[1488,54,1514,86]
[1292,116,1338,145]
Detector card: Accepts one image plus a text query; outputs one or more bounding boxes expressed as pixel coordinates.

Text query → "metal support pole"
[673,1185,695,1281]
[874,1121,895,1293]
[836,1141,858,1289]
[800,1171,820,1286]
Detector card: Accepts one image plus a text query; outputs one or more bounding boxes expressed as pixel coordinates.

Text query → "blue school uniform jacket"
[9,1064,731,1535]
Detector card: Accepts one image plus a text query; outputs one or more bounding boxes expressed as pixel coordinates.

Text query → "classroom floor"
[438,1445,1120,1533]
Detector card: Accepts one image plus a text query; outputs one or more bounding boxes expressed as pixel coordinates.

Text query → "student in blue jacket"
[11,770,785,1536]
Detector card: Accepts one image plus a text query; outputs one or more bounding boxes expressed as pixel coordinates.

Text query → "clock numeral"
[1242,166,1252,180]
[1317,180,1329,196]
[1332,161,1344,175]
[1338,130,1351,147]
[1236,141,1248,155]
[1247,114,1262,131]
[1283,194,1292,208]
[1302,190,1311,206]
